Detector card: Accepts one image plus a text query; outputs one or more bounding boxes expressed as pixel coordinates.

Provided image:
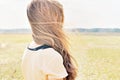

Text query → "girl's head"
[27,0,77,80]
[27,0,64,45]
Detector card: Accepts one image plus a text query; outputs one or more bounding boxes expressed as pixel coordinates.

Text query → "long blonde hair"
[27,0,77,80]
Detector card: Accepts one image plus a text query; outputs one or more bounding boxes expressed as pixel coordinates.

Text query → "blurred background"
[0,0,120,80]
[0,0,120,29]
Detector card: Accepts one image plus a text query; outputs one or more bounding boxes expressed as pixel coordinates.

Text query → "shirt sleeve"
[42,49,68,79]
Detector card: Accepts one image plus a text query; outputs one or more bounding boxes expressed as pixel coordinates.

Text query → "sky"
[0,0,120,29]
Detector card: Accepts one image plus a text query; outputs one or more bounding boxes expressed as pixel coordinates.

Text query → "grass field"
[0,33,120,80]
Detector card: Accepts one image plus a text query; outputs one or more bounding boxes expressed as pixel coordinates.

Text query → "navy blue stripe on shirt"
[27,44,52,51]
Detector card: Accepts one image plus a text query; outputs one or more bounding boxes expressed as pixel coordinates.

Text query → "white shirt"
[21,42,68,80]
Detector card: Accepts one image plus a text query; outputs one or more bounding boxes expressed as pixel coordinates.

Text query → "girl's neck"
[29,41,44,48]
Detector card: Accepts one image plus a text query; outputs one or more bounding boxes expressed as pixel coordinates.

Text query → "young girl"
[21,0,77,80]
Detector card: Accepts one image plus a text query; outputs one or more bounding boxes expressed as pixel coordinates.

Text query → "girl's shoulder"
[25,41,63,61]
[42,48,63,60]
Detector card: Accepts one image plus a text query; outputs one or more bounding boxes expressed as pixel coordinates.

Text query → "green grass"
[0,33,120,80]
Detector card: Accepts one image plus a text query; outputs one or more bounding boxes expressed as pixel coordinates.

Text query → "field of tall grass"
[0,33,120,80]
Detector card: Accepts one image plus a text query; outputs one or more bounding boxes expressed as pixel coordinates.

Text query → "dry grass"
[0,33,120,80]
